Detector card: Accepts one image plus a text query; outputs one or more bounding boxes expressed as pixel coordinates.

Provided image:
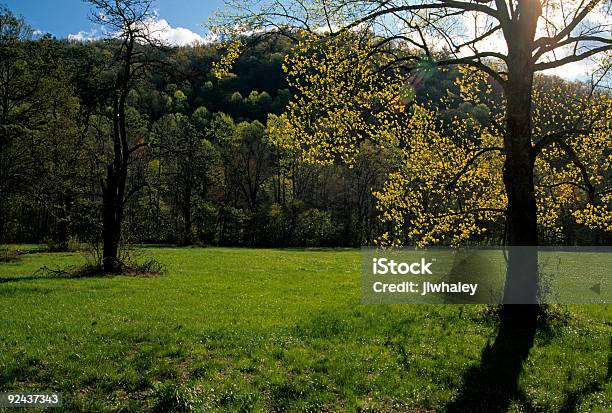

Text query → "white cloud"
[68,28,101,42]
[141,17,204,46]
[68,16,205,47]
[201,30,220,44]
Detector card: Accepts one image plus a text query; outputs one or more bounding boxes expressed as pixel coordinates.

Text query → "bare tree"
[86,0,163,271]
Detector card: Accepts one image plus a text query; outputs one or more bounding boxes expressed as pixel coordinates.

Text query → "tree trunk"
[182,184,192,245]
[102,94,128,272]
[503,75,539,305]
[102,164,122,272]
[101,35,134,273]
[502,0,542,315]
[54,199,71,252]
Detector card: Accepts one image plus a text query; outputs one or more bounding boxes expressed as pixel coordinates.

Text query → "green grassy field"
[0,247,610,412]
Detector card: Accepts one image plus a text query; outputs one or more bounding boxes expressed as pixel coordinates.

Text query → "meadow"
[0,247,610,412]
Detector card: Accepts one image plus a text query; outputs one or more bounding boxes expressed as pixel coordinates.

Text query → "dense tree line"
[0,4,394,251]
[0,4,608,254]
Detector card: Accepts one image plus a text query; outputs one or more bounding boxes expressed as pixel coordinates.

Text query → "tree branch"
[445,146,504,190]
[535,44,612,71]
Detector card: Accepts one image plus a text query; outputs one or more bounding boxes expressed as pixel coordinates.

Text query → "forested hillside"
[0,5,608,250]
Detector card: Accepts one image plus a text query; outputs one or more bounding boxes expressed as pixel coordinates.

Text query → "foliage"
[268,30,406,165]
[1,4,610,249]
[264,29,612,247]
[0,246,18,263]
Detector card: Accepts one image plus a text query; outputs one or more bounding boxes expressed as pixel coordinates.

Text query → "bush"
[218,206,250,246]
[264,203,291,246]
[295,209,338,247]
[192,202,218,245]
[0,246,18,263]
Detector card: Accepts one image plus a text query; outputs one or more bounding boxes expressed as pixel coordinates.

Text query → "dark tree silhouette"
[86,0,162,271]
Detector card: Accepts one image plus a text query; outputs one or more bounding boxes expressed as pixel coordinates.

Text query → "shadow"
[606,337,612,381]
[0,275,53,284]
[558,380,603,413]
[138,243,184,248]
[511,373,606,412]
[0,266,109,284]
[276,247,355,252]
[447,305,538,413]
[0,274,110,284]
[1,253,167,284]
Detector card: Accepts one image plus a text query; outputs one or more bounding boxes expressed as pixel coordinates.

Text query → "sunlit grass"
[0,247,610,412]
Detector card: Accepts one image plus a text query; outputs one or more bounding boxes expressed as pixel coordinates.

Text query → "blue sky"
[1,0,599,78]
[3,0,225,42]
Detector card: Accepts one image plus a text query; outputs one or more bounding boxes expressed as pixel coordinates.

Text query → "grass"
[0,247,610,412]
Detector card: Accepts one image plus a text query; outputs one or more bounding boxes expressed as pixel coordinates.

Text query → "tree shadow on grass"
[0,269,107,284]
[0,275,56,283]
[557,379,604,413]
[515,373,608,412]
[276,247,356,252]
[606,337,612,381]
[0,260,165,284]
[447,306,538,413]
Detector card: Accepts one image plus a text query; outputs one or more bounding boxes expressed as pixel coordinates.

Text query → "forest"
[0,2,610,258]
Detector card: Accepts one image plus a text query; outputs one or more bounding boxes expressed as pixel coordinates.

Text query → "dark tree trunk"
[182,184,192,245]
[54,198,71,252]
[502,75,539,305]
[102,163,123,272]
[501,0,542,315]
[101,36,133,272]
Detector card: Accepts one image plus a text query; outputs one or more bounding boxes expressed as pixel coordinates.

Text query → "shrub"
[0,246,18,263]
[295,209,338,247]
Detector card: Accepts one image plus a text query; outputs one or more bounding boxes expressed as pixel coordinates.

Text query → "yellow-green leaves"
[241,18,612,247]
[270,30,406,165]
[212,39,244,79]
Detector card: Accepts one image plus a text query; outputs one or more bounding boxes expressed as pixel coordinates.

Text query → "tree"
[152,113,221,245]
[214,0,612,316]
[234,120,273,209]
[0,6,37,241]
[85,0,162,271]
[209,112,243,243]
[372,68,611,247]
[0,6,83,245]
